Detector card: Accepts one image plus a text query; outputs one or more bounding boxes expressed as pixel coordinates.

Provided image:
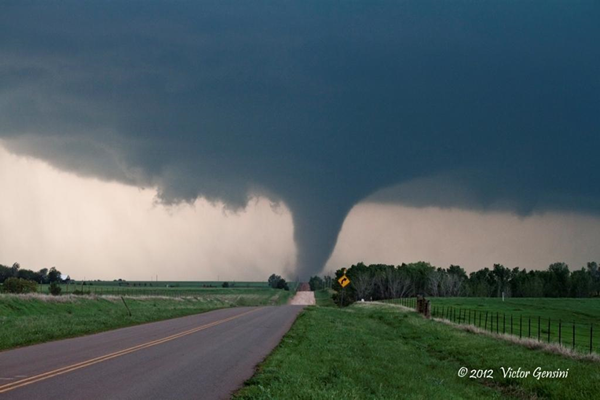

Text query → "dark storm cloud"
[1,1,599,277]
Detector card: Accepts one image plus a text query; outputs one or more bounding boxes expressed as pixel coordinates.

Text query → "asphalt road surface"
[0,306,304,400]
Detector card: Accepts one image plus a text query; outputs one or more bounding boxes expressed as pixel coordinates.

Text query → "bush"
[49,282,62,296]
[222,282,230,288]
[2,277,38,294]
[276,279,289,291]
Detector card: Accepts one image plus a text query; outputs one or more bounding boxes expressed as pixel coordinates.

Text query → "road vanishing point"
[0,306,304,400]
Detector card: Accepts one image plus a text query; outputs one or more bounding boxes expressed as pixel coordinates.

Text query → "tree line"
[319,261,600,306]
[0,262,64,284]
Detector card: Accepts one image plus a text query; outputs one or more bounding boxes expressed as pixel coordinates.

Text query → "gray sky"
[1,1,599,278]
[1,144,599,280]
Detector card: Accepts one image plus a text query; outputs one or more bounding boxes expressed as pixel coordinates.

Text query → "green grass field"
[235,303,600,400]
[33,280,292,297]
[0,288,292,351]
[408,298,600,354]
[426,298,600,326]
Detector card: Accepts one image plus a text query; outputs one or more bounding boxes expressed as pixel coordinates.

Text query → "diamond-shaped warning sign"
[338,275,351,288]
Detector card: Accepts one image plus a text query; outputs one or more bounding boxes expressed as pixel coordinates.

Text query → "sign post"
[337,270,351,307]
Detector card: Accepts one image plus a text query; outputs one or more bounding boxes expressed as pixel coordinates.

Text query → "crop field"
[0,287,293,351]
[235,303,600,400]
[385,297,600,355]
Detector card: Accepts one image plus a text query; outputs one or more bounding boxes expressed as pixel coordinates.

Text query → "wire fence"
[386,297,418,310]
[430,305,597,355]
[385,297,598,355]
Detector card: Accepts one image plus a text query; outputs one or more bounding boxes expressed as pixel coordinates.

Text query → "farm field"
[0,287,292,351]
[33,280,289,297]
[235,303,600,400]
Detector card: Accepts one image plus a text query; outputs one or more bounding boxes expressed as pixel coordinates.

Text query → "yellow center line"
[0,308,260,394]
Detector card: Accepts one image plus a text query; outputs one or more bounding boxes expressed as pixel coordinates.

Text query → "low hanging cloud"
[1,1,599,278]
[0,145,296,280]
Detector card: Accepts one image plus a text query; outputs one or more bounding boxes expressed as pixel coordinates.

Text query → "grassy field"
[0,288,292,351]
[235,303,600,400]
[425,298,600,326]
[32,280,296,296]
[403,297,600,354]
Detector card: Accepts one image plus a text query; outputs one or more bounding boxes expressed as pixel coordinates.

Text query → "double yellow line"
[0,308,259,394]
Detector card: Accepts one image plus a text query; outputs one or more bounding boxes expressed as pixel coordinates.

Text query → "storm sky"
[1,1,599,279]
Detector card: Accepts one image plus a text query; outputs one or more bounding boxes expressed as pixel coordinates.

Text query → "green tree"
[570,268,592,297]
[308,276,324,291]
[48,267,62,283]
[268,274,282,289]
[545,262,570,297]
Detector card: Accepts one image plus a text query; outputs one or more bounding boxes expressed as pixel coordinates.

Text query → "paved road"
[0,306,303,400]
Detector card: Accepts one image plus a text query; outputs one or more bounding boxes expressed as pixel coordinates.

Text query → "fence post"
[485,312,488,331]
[559,320,562,346]
[479,311,482,328]
[528,317,531,338]
[590,324,593,354]
[548,318,551,343]
[519,315,522,339]
[573,323,575,351]
[496,312,499,334]
[511,314,513,335]
[503,313,506,334]
[538,316,541,342]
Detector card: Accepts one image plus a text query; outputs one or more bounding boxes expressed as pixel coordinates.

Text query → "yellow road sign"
[338,275,351,288]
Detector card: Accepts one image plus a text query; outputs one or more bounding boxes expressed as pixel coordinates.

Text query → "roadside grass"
[314,289,336,307]
[235,303,600,400]
[0,289,291,351]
